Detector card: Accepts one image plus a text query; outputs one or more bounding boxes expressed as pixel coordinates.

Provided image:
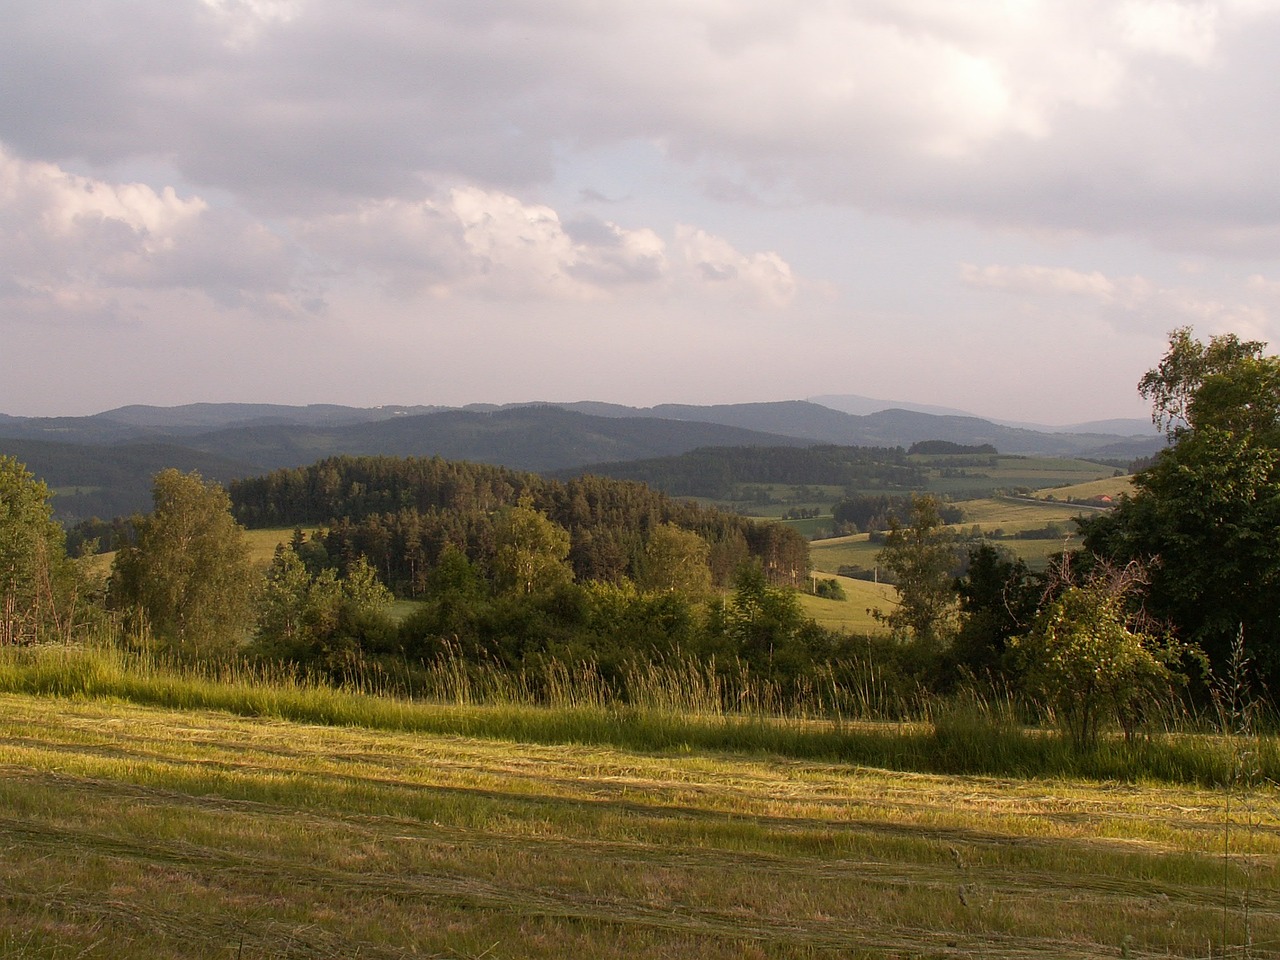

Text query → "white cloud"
[6,0,1280,251]
[676,226,797,307]
[960,264,1120,301]
[199,0,303,47]
[304,187,789,306]
[0,145,308,318]
[1119,1,1220,64]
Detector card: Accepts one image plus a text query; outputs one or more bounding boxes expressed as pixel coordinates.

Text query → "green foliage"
[874,494,960,646]
[1012,580,1182,748]
[949,543,1042,679]
[635,523,712,598]
[108,469,256,655]
[253,547,395,676]
[493,497,574,596]
[1084,328,1280,685]
[1138,325,1269,438]
[231,455,805,593]
[0,455,82,644]
[810,576,847,601]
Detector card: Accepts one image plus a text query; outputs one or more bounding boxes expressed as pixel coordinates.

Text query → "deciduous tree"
[0,456,80,644]
[874,494,960,647]
[492,496,573,596]
[1083,329,1280,683]
[636,523,712,598]
[109,469,256,652]
[1011,576,1181,748]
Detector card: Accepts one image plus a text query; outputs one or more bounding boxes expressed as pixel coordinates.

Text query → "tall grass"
[0,639,1276,786]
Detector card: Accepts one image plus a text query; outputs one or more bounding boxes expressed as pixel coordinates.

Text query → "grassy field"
[1,682,1276,960]
[1034,476,1135,502]
[243,526,298,565]
[798,576,895,634]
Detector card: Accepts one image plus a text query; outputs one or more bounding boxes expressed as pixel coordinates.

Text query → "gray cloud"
[6,0,1280,252]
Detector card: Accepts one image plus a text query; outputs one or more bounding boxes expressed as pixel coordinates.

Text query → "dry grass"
[1,691,1276,959]
[1034,476,1135,501]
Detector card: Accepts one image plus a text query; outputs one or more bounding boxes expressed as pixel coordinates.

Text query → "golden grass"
[1036,476,1135,501]
[1,691,1276,959]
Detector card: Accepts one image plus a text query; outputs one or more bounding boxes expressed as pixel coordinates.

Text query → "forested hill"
[3,407,806,523]
[555,445,926,499]
[186,406,809,474]
[2,400,1162,524]
[230,456,810,593]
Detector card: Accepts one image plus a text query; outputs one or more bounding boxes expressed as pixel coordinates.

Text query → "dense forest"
[555,444,925,498]
[229,456,810,594]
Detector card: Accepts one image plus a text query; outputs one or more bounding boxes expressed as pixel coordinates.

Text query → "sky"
[4,0,1280,425]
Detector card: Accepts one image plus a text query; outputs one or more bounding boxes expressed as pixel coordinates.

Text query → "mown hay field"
[1,690,1276,959]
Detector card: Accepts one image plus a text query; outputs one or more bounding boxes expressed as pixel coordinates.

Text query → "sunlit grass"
[1035,475,1135,501]
[797,576,893,634]
[0,687,1276,959]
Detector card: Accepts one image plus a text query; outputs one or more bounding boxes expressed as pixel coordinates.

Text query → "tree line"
[229,457,810,594]
[552,444,926,499]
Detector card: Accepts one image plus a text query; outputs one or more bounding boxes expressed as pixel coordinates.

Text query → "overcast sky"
[4,0,1280,424]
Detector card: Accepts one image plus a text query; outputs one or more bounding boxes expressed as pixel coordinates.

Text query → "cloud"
[962,260,1276,339]
[0,145,310,318]
[676,226,797,307]
[8,1,1280,252]
[960,264,1122,301]
[303,187,789,305]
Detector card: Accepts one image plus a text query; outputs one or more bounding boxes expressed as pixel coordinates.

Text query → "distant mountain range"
[808,394,1152,436]
[0,398,1164,523]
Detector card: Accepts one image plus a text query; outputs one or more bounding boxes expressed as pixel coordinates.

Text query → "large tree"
[1082,329,1280,683]
[109,469,257,652]
[0,456,80,644]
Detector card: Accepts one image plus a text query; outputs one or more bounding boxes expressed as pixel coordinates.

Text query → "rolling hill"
[0,399,1164,523]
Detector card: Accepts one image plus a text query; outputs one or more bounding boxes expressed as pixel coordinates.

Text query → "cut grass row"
[1,682,1276,959]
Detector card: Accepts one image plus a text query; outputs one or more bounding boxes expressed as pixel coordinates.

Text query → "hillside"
[0,399,1163,524]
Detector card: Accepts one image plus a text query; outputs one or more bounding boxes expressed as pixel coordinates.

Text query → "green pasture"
[242,526,299,565]
[0,680,1276,960]
[798,575,894,634]
[809,533,881,577]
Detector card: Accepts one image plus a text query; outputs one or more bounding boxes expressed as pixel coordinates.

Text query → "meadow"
[0,643,1276,960]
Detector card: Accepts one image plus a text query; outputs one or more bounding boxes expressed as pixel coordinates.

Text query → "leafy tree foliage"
[948,543,1042,679]
[231,456,807,594]
[874,495,961,646]
[636,523,712,598]
[1082,329,1280,683]
[493,497,573,596]
[1137,326,1268,438]
[0,456,81,644]
[109,470,256,653]
[253,548,394,674]
[1011,579,1181,747]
